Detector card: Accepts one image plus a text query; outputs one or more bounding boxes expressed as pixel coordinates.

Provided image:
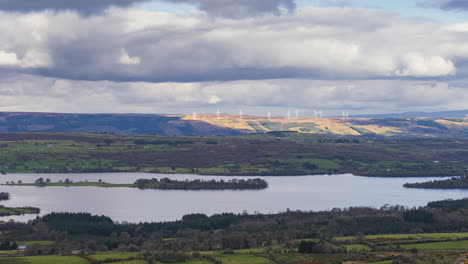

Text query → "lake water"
[0,173,467,223]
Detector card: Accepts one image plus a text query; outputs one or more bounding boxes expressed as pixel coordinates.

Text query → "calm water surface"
[0,173,466,223]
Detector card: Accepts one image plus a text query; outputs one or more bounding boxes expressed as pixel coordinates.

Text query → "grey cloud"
[419,0,468,10]
[163,0,296,18]
[0,0,148,14]
[0,74,466,115]
[0,8,466,84]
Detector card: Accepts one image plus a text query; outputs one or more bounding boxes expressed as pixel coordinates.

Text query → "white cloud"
[208,95,222,104]
[119,49,141,65]
[0,50,19,66]
[396,53,456,77]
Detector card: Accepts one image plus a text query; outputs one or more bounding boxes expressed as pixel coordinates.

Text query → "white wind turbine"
[192,112,198,120]
[294,109,299,119]
[216,108,221,119]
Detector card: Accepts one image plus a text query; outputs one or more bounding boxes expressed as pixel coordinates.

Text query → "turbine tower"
[267,112,271,120]
[192,112,197,120]
[313,110,318,118]
[239,109,243,120]
[294,109,299,119]
[319,110,323,118]
[216,108,221,119]
[287,110,291,119]
[341,111,346,120]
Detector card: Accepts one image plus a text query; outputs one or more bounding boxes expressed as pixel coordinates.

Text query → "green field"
[2,256,88,264]
[336,232,468,242]
[0,132,466,177]
[89,252,139,261]
[213,254,270,264]
[0,207,39,216]
[4,182,136,188]
[402,240,468,251]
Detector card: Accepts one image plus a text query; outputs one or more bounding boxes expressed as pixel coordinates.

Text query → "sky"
[0,0,467,116]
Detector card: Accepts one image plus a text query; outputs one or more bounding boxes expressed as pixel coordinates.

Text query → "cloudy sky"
[0,0,467,116]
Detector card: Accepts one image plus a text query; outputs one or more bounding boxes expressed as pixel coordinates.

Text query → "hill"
[0,112,467,138]
[352,110,468,118]
[183,114,468,138]
[0,112,241,136]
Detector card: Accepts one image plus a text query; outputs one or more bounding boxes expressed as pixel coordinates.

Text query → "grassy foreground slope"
[0,132,466,176]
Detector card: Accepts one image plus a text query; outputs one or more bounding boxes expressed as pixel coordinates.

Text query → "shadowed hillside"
[0,112,241,136]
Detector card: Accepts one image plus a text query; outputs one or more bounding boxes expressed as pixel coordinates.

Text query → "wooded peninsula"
[3,178,268,190]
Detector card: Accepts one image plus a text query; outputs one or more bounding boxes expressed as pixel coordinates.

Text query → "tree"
[35,178,44,185]
[46,178,51,183]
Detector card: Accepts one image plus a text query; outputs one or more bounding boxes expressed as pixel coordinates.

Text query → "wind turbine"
[313,110,318,118]
[287,110,291,119]
[267,112,271,120]
[192,112,197,120]
[341,111,346,120]
[239,109,243,120]
[294,109,299,119]
[319,110,323,118]
[216,108,221,119]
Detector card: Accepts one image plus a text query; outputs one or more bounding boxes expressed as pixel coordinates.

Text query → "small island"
[3,177,268,190]
[134,177,268,190]
[0,206,40,216]
[404,176,468,189]
[0,192,9,201]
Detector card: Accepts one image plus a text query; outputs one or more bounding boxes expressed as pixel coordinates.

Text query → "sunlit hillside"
[182,114,468,137]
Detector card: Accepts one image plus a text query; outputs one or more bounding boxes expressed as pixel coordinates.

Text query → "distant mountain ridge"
[352,110,468,119]
[0,111,467,138]
[0,112,241,136]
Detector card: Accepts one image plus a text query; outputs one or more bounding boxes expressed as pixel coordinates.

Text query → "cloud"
[0,7,466,84]
[0,74,466,115]
[0,0,148,14]
[419,0,468,10]
[208,95,222,104]
[163,0,296,18]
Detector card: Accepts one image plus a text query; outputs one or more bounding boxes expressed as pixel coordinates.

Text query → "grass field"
[17,241,54,245]
[0,132,466,177]
[2,256,88,264]
[343,244,372,251]
[0,207,39,216]
[402,240,468,251]
[4,182,136,188]
[89,252,139,261]
[336,232,468,242]
[213,254,270,264]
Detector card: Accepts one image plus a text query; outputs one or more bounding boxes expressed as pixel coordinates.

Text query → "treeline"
[404,176,468,189]
[0,192,9,200]
[134,178,268,190]
[2,199,468,255]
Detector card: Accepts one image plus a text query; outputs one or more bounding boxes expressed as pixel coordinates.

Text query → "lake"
[0,173,467,223]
